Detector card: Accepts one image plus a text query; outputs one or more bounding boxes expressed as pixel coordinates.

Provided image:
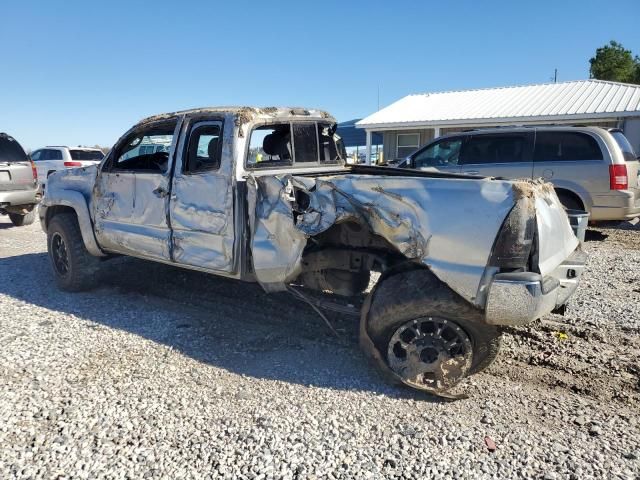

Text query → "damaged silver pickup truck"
[40,107,586,394]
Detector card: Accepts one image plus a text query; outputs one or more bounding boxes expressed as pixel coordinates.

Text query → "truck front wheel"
[47,213,100,292]
[361,268,501,394]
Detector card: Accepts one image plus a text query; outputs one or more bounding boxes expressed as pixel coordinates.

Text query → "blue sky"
[1,0,638,150]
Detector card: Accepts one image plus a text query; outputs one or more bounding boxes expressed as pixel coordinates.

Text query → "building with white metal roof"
[356,80,640,163]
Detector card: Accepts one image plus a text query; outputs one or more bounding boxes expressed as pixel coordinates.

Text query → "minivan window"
[460,134,529,165]
[610,131,637,162]
[534,132,603,162]
[0,134,28,163]
[70,150,104,161]
[412,138,462,168]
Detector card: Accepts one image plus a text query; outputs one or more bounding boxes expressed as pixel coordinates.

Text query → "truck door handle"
[464,170,479,175]
[153,187,169,198]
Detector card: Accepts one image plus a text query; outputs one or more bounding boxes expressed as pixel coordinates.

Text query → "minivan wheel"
[361,268,501,394]
[556,192,583,211]
[9,210,36,227]
[47,213,100,292]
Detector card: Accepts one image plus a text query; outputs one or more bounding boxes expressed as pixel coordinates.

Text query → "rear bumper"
[484,249,587,326]
[590,190,640,221]
[0,188,40,209]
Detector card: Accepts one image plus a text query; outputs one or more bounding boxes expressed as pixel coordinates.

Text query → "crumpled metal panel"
[40,166,105,257]
[532,188,579,275]
[247,175,308,292]
[169,121,236,272]
[93,170,173,260]
[248,173,519,303]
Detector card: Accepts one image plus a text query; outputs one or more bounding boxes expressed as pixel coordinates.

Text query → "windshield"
[0,134,28,163]
[610,131,637,162]
[247,122,345,168]
[70,150,104,161]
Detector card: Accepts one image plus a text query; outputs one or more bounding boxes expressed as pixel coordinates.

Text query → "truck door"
[93,119,180,260]
[168,119,236,273]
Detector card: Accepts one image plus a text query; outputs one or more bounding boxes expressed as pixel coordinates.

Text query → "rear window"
[70,150,104,161]
[610,131,637,162]
[247,122,345,168]
[0,134,28,163]
[534,132,603,162]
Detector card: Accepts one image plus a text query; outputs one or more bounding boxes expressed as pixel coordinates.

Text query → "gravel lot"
[0,216,639,479]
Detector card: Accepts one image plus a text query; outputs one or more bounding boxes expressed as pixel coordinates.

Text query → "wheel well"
[297,220,416,296]
[303,221,406,270]
[554,188,585,211]
[45,205,77,230]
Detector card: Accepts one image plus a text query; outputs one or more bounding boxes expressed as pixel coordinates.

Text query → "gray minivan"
[0,133,40,226]
[401,126,640,221]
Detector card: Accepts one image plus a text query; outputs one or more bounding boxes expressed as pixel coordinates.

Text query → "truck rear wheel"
[47,213,100,292]
[361,268,501,393]
[9,210,36,227]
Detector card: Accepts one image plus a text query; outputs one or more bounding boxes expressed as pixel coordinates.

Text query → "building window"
[396,133,420,158]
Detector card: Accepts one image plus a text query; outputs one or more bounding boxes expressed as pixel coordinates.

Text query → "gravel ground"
[0,216,639,479]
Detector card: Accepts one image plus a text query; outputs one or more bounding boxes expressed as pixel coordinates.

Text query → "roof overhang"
[356,111,637,131]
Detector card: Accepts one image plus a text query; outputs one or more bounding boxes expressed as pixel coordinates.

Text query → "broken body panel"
[40,106,583,328]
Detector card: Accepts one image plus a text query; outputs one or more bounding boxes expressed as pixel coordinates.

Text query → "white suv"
[30,146,104,188]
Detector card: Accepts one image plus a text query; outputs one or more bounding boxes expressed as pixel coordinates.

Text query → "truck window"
[318,124,344,164]
[248,125,292,167]
[247,122,344,168]
[111,122,176,173]
[533,132,603,162]
[293,124,318,163]
[184,124,222,173]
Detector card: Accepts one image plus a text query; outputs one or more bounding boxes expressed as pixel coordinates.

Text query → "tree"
[93,144,111,154]
[589,41,640,84]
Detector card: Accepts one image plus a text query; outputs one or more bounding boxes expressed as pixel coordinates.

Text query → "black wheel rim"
[387,316,473,392]
[51,233,70,276]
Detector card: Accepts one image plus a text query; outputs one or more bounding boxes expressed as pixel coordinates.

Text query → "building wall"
[623,117,640,153]
[383,129,436,161]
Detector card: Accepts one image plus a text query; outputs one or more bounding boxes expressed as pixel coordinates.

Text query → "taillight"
[30,160,37,180]
[64,161,82,167]
[609,164,628,190]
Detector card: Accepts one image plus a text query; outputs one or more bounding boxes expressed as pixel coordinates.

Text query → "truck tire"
[361,268,501,393]
[47,213,100,292]
[9,210,36,227]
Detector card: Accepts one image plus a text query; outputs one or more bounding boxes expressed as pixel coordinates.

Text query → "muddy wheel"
[47,213,100,292]
[9,210,36,227]
[361,268,501,393]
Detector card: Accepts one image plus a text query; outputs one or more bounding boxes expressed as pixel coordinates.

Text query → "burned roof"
[137,106,335,128]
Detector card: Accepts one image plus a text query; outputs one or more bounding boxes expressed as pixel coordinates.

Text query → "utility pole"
[554,68,558,83]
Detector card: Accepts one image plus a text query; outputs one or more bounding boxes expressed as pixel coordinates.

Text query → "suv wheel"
[9,210,36,227]
[47,213,100,292]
